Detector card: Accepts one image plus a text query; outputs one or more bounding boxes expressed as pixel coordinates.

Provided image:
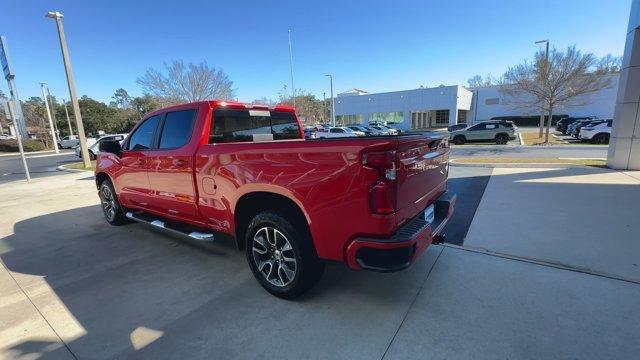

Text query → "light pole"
[62,98,73,136]
[325,74,335,126]
[288,29,296,110]
[322,92,327,123]
[46,11,91,167]
[535,39,549,138]
[4,100,30,181]
[46,86,60,138]
[40,82,59,153]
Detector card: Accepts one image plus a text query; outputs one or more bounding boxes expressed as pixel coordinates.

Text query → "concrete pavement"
[465,166,640,282]
[1,171,639,359]
[451,144,608,159]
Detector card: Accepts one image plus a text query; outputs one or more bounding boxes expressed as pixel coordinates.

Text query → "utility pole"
[535,39,549,138]
[40,82,59,153]
[288,29,296,110]
[46,86,60,137]
[46,11,91,167]
[4,100,30,181]
[62,98,73,136]
[325,74,336,126]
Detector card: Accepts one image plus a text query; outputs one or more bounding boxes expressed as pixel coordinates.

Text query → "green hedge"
[0,139,47,152]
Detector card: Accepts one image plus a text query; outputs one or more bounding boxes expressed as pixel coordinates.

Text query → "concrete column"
[449,107,458,126]
[607,0,640,169]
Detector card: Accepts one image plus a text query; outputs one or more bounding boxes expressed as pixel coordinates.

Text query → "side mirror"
[99,139,122,157]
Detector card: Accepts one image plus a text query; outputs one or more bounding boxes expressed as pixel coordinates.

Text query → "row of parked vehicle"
[556,117,612,144]
[303,123,400,139]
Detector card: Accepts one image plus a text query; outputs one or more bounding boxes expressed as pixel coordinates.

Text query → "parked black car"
[556,116,595,134]
[491,114,568,127]
[571,119,606,138]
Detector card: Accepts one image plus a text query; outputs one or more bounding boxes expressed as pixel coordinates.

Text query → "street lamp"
[46,11,91,167]
[40,82,59,153]
[535,39,550,137]
[288,29,296,110]
[325,74,336,126]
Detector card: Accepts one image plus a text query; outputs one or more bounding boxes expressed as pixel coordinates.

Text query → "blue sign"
[1,36,14,80]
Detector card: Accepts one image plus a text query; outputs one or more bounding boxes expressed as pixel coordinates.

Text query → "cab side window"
[126,114,162,150]
[158,109,197,149]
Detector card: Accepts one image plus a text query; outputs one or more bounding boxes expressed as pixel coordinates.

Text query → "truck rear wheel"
[245,211,324,299]
[98,179,129,226]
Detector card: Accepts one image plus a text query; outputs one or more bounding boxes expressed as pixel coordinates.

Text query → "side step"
[126,212,215,242]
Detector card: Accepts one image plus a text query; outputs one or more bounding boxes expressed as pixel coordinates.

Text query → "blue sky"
[1,0,632,104]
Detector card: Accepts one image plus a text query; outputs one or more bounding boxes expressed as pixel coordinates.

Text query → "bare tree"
[500,46,612,143]
[595,54,622,74]
[467,73,498,88]
[137,60,235,104]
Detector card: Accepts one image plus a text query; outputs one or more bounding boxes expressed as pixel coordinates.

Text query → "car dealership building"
[333,74,619,130]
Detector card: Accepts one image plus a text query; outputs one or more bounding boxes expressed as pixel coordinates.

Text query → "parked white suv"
[579,119,612,144]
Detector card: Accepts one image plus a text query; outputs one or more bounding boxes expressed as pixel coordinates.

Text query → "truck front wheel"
[245,211,324,299]
[98,179,129,226]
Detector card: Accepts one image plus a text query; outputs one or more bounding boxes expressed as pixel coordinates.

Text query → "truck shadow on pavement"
[1,204,441,359]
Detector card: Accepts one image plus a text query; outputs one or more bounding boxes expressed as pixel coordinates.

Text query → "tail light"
[362,151,397,215]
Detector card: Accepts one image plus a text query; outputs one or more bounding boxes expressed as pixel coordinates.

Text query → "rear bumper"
[345,191,456,272]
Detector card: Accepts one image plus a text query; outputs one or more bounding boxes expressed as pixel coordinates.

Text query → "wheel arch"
[233,191,311,251]
[95,172,111,190]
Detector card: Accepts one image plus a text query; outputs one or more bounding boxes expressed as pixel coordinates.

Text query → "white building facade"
[334,85,473,130]
[334,74,619,131]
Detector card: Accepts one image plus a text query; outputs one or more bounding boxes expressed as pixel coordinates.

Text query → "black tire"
[495,134,509,145]
[98,179,129,226]
[592,133,610,145]
[245,211,324,299]
[453,135,466,145]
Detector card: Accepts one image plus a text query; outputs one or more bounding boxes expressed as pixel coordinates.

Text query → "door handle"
[174,159,187,167]
[135,159,145,165]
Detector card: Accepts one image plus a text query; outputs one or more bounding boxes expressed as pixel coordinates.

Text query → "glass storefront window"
[335,114,364,125]
[369,112,403,124]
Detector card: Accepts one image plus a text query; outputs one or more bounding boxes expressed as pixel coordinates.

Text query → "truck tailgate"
[395,136,449,228]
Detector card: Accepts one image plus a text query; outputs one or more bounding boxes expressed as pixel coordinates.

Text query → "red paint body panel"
[96,100,453,269]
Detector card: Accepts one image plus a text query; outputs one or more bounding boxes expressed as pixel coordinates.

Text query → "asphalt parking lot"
[2,167,639,359]
[0,151,77,184]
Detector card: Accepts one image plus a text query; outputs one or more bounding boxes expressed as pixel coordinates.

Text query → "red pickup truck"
[96,100,455,298]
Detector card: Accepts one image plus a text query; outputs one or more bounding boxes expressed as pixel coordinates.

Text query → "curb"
[56,164,91,173]
[448,162,589,168]
[0,150,56,157]
[448,158,601,168]
[517,132,524,146]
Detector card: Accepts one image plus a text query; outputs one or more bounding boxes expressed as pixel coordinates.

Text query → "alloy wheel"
[100,186,117,222]
[252,227,297,287]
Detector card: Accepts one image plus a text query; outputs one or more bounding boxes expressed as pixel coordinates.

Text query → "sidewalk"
[464,166,640,282]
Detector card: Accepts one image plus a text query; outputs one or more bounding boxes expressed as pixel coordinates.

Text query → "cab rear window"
[210,109,301,143]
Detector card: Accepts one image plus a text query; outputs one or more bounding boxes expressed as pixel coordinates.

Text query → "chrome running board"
[126,212,215,242]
